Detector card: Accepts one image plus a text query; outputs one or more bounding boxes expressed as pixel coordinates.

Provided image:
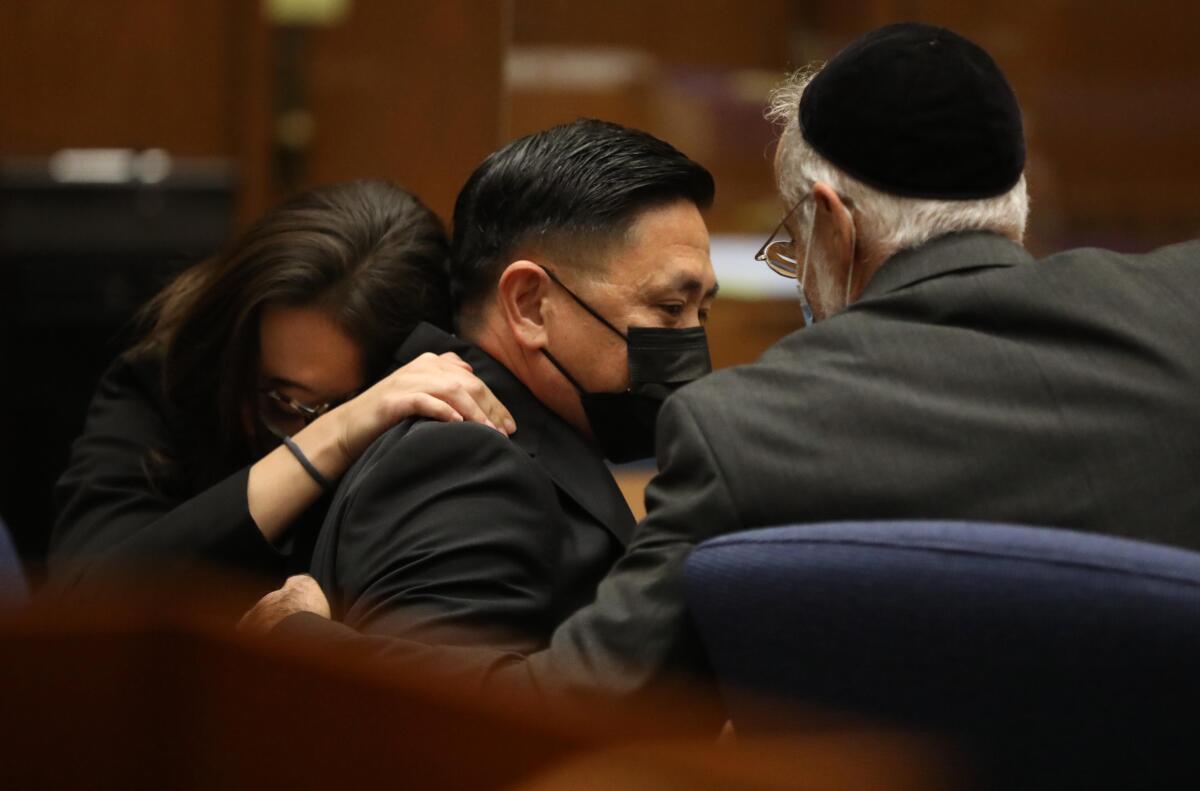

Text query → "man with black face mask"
[250,119,717,656]
[537,265,713,463]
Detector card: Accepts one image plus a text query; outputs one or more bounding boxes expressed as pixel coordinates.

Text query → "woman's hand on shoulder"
[329,352,515,465]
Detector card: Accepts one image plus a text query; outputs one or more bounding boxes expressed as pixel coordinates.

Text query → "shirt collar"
[861,231,1034,300]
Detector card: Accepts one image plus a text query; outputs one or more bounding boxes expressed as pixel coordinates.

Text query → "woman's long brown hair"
[132,179,450,494]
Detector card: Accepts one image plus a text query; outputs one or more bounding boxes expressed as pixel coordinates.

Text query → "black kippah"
[798,22,1025,200]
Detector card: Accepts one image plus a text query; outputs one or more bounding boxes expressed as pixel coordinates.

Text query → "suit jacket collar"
[394,323,636,547]
[862,231,1035,300]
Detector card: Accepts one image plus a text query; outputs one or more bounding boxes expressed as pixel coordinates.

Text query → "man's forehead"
[625,200,707,235]
[628,245,718,296]
[578,200,714,290]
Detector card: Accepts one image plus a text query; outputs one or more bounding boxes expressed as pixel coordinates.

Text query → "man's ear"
[812,182,855,264]
[496,260,551,351]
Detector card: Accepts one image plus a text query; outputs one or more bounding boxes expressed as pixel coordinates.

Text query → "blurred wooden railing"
[0,577,956,790]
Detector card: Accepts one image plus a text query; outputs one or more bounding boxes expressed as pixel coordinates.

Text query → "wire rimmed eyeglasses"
[753,190,854,279]
[753,195,810,279]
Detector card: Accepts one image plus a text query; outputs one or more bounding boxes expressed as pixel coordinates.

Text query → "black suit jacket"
[50,353,314,587]
[283,233,1200,704]
[308,324,634,652]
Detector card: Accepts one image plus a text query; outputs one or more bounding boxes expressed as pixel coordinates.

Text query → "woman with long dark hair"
[50,180,511,586]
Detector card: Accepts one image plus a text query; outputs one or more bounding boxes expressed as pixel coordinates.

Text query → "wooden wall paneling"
[511,0,799,69]
[0,1,241,156]
[0,0,274,228]
[508,0,806,235]
[302,0,508,225]
[229,1,277,228]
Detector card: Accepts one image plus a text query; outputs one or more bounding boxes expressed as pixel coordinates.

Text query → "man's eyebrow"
[654,276,720,298]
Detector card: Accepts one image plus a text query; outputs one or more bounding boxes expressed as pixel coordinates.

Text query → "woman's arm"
[248,351,514,541]
[51,352,513,583]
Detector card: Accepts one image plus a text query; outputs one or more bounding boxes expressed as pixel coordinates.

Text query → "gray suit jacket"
[280,232,1200,707]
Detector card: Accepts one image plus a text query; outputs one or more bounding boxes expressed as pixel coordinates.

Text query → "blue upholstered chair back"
[685,521,1200,783]
[0,517,27,606]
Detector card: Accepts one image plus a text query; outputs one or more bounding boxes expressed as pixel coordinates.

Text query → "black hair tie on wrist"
[283,436,333,492]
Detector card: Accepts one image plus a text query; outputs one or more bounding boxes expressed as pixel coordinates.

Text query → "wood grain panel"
[304,0,506,224]
[0,1,241,155]
[513,0,799,69]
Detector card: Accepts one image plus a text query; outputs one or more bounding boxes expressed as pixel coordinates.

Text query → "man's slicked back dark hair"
[449,118,715,323]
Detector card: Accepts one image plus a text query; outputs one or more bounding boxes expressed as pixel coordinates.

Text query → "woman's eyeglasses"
[257,388,354,440]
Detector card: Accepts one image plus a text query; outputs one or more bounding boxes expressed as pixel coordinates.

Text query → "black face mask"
[539,267,712,463]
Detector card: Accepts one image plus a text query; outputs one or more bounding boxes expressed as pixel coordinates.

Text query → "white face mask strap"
[800,196,817,289]
[843,206,858,306]
[797,197,818,326]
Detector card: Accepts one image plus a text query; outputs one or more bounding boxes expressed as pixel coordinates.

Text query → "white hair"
[766,67,1029,266]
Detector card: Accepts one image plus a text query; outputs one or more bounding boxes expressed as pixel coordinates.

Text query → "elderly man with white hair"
[762,65,1029,324]
[245,22,1200,710]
